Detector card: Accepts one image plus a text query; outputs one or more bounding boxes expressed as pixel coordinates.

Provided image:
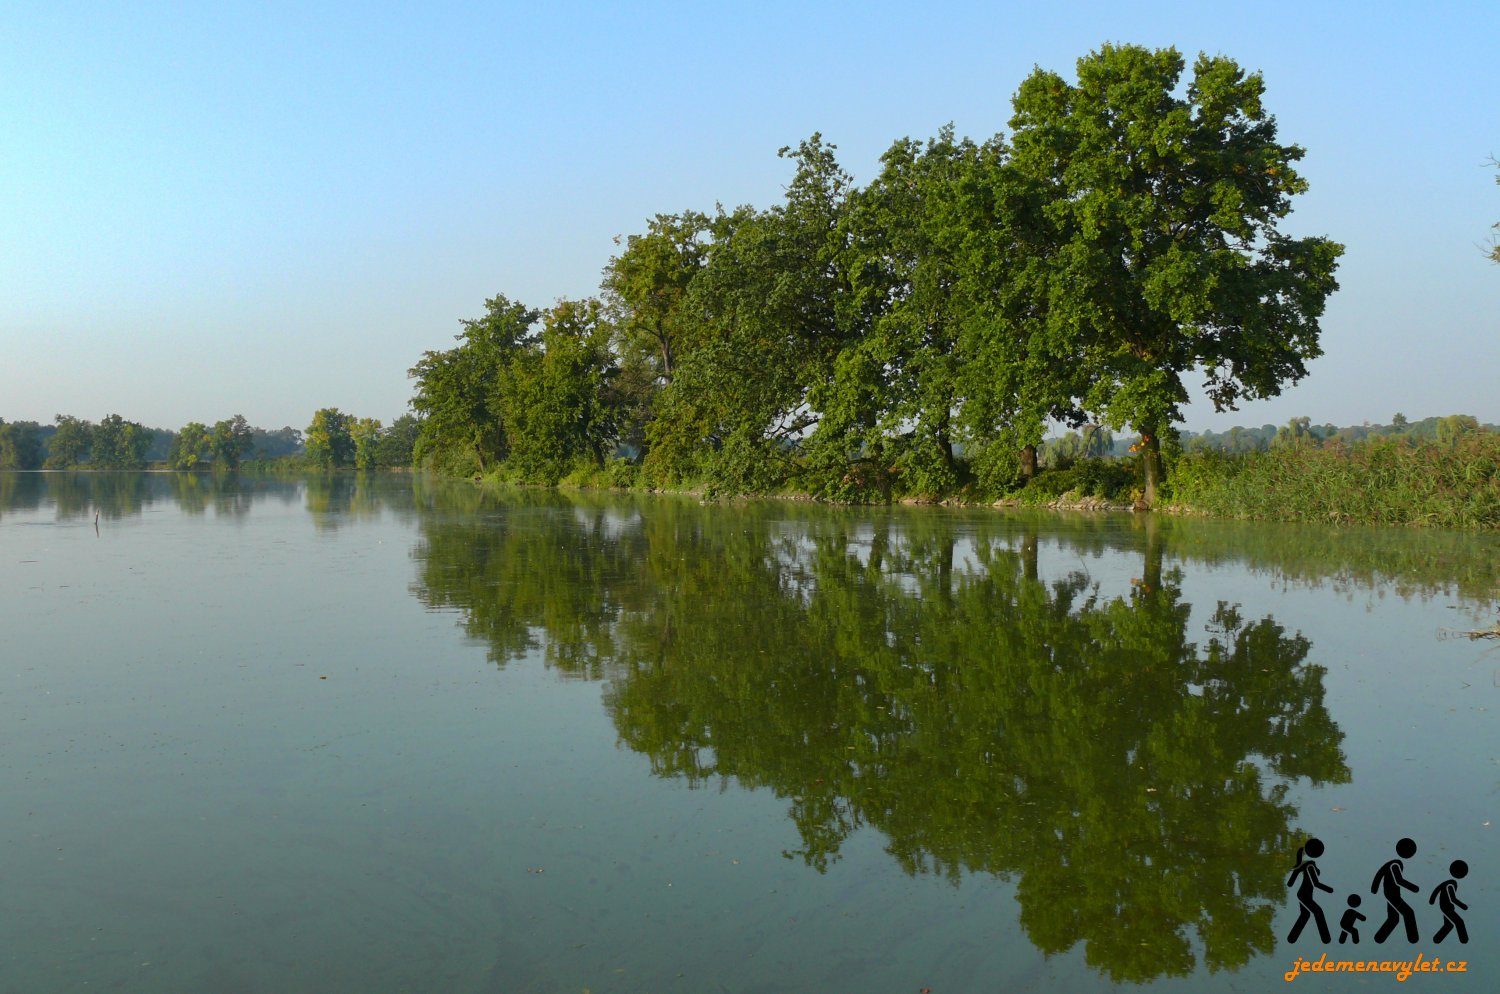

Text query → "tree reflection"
[0,471,45,518]
[411,494,1350,982]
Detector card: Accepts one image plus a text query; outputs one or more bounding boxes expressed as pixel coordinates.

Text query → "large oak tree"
[1009,45,1343,504]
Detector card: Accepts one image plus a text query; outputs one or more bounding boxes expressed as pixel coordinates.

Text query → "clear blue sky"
[3,0,1496,432]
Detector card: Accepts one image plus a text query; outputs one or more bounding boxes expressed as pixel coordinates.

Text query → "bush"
[1012,459,1136,503]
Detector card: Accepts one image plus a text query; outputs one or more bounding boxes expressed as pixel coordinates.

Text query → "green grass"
[1169,434,1500,529]
[458,432,1500,529]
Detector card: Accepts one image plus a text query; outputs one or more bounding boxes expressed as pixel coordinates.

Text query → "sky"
[2,0,1497,433]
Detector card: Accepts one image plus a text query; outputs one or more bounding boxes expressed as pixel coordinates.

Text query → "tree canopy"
[399,45,1340,506]
[1007,45,1343,501]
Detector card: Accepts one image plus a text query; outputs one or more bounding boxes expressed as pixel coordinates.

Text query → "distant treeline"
[0,412,416,472]
[5,410,1490,478]
[406,44,1344,507]
[1027,413,1497,463]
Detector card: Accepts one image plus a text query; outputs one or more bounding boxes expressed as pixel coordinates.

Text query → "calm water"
[2,472,1495,992]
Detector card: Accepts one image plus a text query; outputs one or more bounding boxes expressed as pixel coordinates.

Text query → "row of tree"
[0,412,414,471]
[0,414,158,470]
[410,44,1344,505]
[304,409,419,470]
[1178,413,1490,456]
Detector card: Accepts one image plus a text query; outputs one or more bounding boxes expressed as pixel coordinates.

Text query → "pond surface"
[1,472,1495,992]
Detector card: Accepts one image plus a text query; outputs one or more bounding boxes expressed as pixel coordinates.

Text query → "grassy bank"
[465,433,1500,530]
[1167,435,1500,529]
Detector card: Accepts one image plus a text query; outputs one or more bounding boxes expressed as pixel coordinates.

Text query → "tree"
[808,127,994,496]
[1009,45,1343,504]
[46,415,94,468]
[375,414,420,467]
[249,426,304,459]
[351,417,383,470]
[210,415,254,470]
[952,128,1091,488]
[91,414,152,470]
[305,408,355,469]
[647,137,860,492]
[0,420,43,469]
[1436,413,1480,444]
[1272,416,1314,449]
[602,211,711,383]
[498,299,619,483]
[409,294,539,472]
[169,422,212,469]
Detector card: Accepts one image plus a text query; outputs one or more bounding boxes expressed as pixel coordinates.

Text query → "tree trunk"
[658,324,674,382]
[935,409,955,474]
[1139,430,1161,507]
[1020,444,1038,482]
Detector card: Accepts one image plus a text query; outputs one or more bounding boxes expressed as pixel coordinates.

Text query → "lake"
[1,472,1494,992]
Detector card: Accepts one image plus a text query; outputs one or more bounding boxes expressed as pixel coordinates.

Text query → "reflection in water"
[0,471,416,526]
[305,473,413,529]
[410,490,1352,982]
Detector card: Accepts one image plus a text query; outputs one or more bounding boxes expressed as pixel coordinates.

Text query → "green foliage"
[1044,426,1115,466]
[305,408,355,469]
[806,128,993,497]
[90,414,152,470]
[351,417,383,470]
[602,211,710,383]
[410,294,539,471]
[210,415,254,470]
[1435,413,1480,444]
[646,138,859,494]
[0,420,44,469]
[559,455,640,491]
[169,422,212,469]
[46,415,94,468]
[248,426,304,459]
[1172,433,1500,528]
[401,49,1344,510]
[375,414,419,467]
[1008,45,1343,501]
[1013,458,1137,503]
[498,299,619,484]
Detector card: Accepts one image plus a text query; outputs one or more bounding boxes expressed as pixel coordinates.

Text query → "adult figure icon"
[1371,838,1420,943]
[1286,838,1334,942]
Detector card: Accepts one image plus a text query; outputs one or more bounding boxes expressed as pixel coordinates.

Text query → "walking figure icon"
[1286,838,1334,942]
[1429,860,1469,944]
[1371,838,1420,944]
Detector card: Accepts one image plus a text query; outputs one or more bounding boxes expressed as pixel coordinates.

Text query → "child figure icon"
[1338,895,1366,944]
[1429,860,1469,944]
